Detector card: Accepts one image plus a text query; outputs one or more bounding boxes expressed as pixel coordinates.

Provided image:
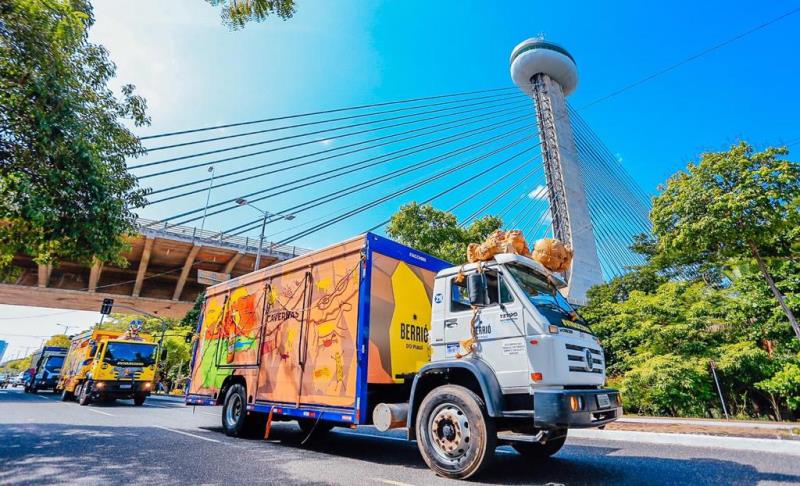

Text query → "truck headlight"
[95,382,104,389]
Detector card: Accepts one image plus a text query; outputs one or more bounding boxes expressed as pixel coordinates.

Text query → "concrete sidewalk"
[572,428,800,455]
[619,415,799,431]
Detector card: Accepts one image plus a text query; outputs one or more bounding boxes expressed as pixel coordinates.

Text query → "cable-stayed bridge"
[4,39,650,314]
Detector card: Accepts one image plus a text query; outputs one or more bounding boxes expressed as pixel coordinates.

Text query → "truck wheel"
[416,385,496,479]
[221,383,264,437]
[78,383,92,406]
[511,429,567,458]
[133,394,146,406]
[60,389,73,402]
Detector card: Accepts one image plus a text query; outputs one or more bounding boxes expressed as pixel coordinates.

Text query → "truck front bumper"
[533,388,622,429]
[89,381,152,398]
[32,378,58,390]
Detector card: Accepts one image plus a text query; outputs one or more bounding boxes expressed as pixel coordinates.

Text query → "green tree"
[0,0,149,269]
[205,0,295,29]
[650,142,800,339]
[181,292,205,329]
[44,334,71,348]
[620,354,715,417]
[757,361,800,411]
[385,202,502,264]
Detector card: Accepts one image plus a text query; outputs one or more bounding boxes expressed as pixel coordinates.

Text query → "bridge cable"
[132,94,526,172]
[145,109,530,207]
[144,91,523,152]
[139,86,519,141]
[218,131,540,237]
[267,140,539,244]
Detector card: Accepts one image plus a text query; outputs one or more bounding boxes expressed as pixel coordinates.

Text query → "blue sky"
[2,0,799,357]
[93,0,800,250]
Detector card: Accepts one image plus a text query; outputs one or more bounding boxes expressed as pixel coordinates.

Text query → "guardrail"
[137,218,311,259]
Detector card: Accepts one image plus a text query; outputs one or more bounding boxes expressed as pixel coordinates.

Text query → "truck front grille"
[565,343,604,374]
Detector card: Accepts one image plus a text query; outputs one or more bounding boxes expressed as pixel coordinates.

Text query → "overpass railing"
[137,218,311,260]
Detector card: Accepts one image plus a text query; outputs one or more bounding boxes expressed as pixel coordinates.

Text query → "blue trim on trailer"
[186,394,216,406]
[247,402,355,424]
[354,237,373,424]
[364,233,451,274]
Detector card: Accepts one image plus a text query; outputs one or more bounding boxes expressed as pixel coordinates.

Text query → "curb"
[571,428,800,455]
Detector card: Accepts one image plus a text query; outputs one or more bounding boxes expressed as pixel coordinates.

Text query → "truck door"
[444,269,529,391]
[297,253,362,409]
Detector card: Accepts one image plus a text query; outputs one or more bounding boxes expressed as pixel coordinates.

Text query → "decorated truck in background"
[186,233,621,479]
[57,328,161,406]
[23,346,67,393]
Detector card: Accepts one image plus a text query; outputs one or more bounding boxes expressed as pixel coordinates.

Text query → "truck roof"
[205,232,451,298]
[435,253,568,288]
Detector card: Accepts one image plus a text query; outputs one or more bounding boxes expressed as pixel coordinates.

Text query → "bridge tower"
[510,38,603,304]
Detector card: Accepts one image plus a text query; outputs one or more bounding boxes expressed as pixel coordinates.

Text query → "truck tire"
[60,388,73,402]
[511,429,567,458]
[221,383,264,438]
[78,382,92,406]
[133,394,146,406]
[416,384,496,479]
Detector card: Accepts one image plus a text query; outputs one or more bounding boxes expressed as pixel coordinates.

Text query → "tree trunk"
[749,242,800,340]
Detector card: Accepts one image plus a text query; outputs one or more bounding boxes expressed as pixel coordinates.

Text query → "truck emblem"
[434,293,442,304]
[585,349,594,371]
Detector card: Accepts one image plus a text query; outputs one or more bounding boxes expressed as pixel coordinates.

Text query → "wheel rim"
[427,402,472,465]
[226,393,242,427]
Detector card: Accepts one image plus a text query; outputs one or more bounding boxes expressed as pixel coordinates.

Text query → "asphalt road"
[1,387,799,485]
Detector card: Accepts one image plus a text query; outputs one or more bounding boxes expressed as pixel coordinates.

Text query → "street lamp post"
[235,198,295,271]
[199,166,216,239]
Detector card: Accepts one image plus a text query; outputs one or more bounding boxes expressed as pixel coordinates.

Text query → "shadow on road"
[199,422,800,485]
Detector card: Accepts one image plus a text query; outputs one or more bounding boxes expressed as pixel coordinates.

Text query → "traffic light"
[100,298,114,315]
[185,332,193,343]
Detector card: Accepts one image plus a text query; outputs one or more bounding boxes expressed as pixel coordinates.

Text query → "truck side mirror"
[467,273,489,307]
[161,349,168,361]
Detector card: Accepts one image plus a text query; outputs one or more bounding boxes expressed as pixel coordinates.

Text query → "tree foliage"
[45,334,70,348]
[0,0,149,269]
[585,142,800,419]
[651,142,800,337]
[386,202,503,264]
[205,0,295,29]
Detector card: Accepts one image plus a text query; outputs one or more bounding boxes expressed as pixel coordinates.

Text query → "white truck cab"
[406,253,621,478]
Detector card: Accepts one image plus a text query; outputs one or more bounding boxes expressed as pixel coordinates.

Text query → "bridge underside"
[3,223,307,319]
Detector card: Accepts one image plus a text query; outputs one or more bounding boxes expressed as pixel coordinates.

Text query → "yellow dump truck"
[57,327,162,406]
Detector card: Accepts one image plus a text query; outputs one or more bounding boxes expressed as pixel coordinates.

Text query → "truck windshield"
[104,343,157,366]
[45,356,64,372]
[506,263,592,334]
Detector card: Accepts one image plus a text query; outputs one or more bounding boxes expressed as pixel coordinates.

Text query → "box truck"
[24,346,67,393]
[57,328,161,406]
[186,233,620,479]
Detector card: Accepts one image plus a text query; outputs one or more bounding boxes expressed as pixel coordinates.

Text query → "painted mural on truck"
[189,239,363,408]
[188,236,440,408]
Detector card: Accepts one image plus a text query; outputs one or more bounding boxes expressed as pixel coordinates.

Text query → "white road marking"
[87,409,114,416]
[35,394,51,400]
[153,425,221,443]
[199,411,219,417]
[371,479,415,486]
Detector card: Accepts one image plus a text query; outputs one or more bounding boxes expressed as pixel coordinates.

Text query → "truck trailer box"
[187,233,450,423]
